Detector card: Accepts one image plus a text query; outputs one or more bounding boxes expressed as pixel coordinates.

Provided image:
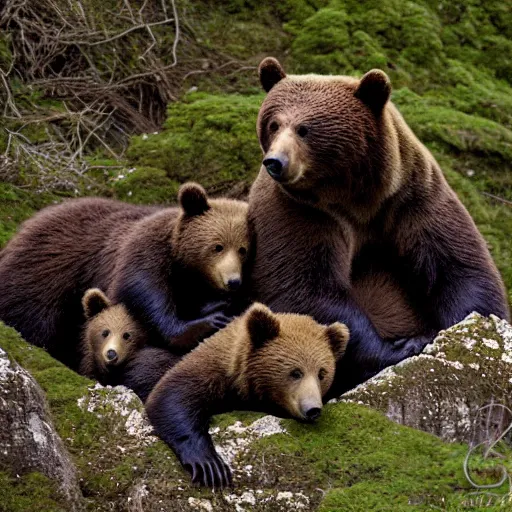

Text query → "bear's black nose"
[305,407,321,422]
[106,349,118,362]
[263,155,289,181]
[227,278,241,291]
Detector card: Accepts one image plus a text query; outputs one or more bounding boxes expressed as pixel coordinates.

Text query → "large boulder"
[0,347,83,511]
[343,313,512,443]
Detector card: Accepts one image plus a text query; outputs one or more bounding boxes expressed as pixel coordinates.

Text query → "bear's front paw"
[392,335,433,357]
[205,311,233,331]
[179,441,232,488]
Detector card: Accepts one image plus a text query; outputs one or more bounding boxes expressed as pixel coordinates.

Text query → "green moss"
[0,472,69,512]
[0,183,58,248]
[243,402,511,511]
[126,92,264,195]
[111,167,181,205]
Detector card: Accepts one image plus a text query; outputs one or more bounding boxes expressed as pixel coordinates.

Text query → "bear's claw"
[181,447,232,488]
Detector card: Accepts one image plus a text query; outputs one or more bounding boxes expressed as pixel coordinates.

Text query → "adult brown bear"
[249,58,509,396]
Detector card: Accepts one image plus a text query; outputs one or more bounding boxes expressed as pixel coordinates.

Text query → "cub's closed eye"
[269,121,279,133]
[318,368,327,381]
[123,332,131,340]
[101,329,110,338]
[239,247,247,256]
[215,244,224,253]
[290,369,303,380]
[297,125,308,137]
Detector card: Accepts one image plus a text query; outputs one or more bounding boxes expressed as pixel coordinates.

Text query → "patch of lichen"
[0,471,69,512]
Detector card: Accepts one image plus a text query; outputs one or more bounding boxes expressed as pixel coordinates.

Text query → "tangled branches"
[0,0,237,191]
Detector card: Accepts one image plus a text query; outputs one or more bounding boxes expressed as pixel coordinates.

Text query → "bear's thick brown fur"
[146,303,349,487]
[249,58,509,396]
[0,183,249,370]
[79,288,147,384]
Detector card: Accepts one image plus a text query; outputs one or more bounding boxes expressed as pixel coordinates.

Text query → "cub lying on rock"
[146,303,350,487]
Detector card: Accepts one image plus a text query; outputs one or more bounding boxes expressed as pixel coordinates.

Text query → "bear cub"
[80,288,147,384]
[146,303,350,488]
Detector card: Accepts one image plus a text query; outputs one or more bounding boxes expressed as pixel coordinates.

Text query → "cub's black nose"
[305,407,321,422]
[106,349,118,361]
[228,278,241,291]
[263,155,289,180]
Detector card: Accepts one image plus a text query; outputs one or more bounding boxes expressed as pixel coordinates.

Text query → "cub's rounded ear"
[246,303,280,350]
[178,182,210,217]
[259,57,286,93]
[325,322,350,360]
[83,288,111,319]
[354,69,391,114]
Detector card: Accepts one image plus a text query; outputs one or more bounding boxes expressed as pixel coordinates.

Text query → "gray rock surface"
[343,313,512,443]
[0,347,84,510]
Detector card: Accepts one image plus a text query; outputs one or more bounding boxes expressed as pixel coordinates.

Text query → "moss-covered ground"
[1,322,511,510]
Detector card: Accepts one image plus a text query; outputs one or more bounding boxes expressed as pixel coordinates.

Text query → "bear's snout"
[106,349,118,363]
[227,278,241,291]
[304,406,321,422]
[263,154,289,181]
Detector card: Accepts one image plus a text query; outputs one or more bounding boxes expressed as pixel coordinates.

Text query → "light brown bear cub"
[146,303,350,488]
[80,288,147,384]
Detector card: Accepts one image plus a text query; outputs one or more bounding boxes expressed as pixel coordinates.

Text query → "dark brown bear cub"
[146,303,350,488]
[249,58,509,397]
[0,183,249,370]
[80,288,147,384]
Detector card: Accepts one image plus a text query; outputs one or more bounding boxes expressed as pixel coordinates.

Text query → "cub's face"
[257,57,391,199]
[245,304,349,422]
[82,289,145,372]
[174,183,249,292]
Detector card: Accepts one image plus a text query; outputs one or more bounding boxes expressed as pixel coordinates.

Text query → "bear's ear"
[354,69,391,114]
[178,182,210,217]
[325,322,350,360]
[246,303,280,350]
[82,288,111,319]
[259,57,286,93]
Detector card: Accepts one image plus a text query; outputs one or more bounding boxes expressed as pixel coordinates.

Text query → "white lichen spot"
[481,338,500,350]
[213,416,287,467]
[187,497,213,512]
[28,412,48,447]
[77,383,156,443]
[469,363,480,370]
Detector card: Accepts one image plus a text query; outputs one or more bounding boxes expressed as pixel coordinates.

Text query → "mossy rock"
[344,313,512,444]
[2,322,512,510]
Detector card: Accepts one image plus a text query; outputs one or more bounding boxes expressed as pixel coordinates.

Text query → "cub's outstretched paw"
[206,311,232,331]
[180,442,232,488]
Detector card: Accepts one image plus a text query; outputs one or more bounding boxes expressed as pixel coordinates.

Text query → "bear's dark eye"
[290,369,303,380]
[239,247,247,257]
[297,125,308,138]
[318,368,327,381]
[123,332,131,341]
[269,121,279,133]
[101,329,110,338]
[215,244,224,253]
